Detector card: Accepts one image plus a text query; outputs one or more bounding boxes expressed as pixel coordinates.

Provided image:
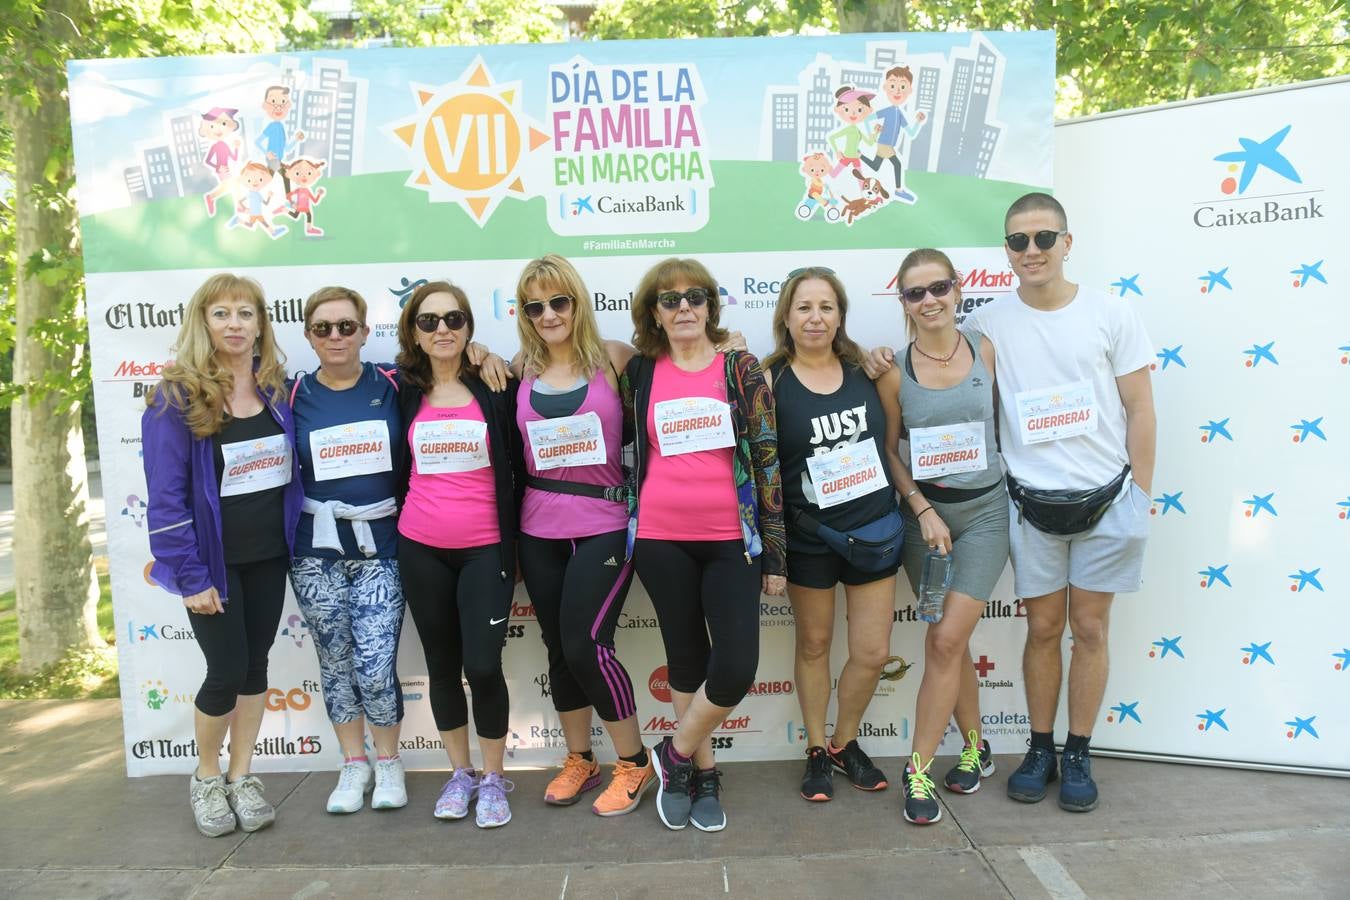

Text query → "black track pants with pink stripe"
[518,529,638,722]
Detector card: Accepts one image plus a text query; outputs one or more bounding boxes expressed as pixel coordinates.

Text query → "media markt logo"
[386,57,551,226]
[1194,124,1324,229]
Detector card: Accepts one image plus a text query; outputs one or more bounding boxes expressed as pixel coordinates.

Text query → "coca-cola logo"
[649,665,671,703]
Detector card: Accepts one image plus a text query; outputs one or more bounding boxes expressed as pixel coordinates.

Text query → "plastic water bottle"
[917,550,954,623]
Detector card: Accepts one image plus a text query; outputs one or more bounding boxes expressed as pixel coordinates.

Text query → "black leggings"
[633,539,761,708]
[397,536,512,738]
[188,555,288,717]
[519,530,637,722]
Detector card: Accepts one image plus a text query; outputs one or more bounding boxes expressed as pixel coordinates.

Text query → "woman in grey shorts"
[879,248,1009,826]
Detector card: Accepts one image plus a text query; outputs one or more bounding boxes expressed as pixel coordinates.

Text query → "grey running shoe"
[372,757,408,810]
[944,731,995,794]
[189,773,236,837]
[652,736,693,830]
[226,774,276,832]
[690,767,726,832]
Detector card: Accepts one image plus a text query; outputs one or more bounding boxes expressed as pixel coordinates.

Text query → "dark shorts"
[786,548,899,590]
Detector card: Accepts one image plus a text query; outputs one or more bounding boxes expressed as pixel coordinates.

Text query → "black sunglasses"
[1004,230,1067,252]
[787,266,836,279]
[414,310,468,333]
[307,318,360,338]
[522,295,573,319]
[656,287,710,310]
[900,279,955,304]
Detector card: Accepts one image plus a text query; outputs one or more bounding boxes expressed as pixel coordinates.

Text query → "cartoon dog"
[841,175,890,225]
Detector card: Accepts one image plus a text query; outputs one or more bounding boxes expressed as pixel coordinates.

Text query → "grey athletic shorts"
[901,482,1009,603]
[1009,480,1150,597]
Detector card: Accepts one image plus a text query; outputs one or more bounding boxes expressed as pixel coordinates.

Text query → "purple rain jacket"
[141,384,303,603]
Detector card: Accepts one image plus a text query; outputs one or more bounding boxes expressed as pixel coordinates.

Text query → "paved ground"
[1,700,1346,899]
[0,470,105,594]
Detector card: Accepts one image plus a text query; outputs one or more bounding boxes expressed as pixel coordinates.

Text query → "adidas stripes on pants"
[518,529,638,722]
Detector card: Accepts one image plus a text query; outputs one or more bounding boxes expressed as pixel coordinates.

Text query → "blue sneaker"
[1058,749,1098,812]
[1006,743,1058,803]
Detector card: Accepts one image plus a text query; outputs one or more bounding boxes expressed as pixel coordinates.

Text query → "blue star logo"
[1333,649,1350,671]
[1111,274,1143,297]
[1338,497,1350,519]
[1243,493,1277,518]
[1196,708,1229,732]
[1213,124,1301,193]
[1285,715,1318,740]
[1198,268,1232,293]
[1155,346,1186,370]
[1243,342,1278,367]
[1152,635,1184,659]
[570,195,594,215]
[1199,418,1233,443]
[139,624,159,641]
[1109,701,1141,724]
[1288,568,1323,592]
[1240,641,1274,665]
[1290,418,1326,443]
[1291,260,1326,287]
[1199,564,1231,588]
[1154,492,1186,515]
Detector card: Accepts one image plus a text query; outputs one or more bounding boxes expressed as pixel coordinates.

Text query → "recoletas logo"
[120,494,147,527]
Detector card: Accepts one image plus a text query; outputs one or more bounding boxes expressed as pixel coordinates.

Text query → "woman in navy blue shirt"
[288,286,408,814]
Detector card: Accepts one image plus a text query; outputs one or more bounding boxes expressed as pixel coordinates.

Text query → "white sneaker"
[327,761,373,814]
[372,757,408,810]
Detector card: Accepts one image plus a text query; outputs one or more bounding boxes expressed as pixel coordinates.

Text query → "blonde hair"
[762,268,865,372]
[630,258,729,358]
[149,273,287,438]
[304,285,368,327]
[514,255,607,380]
[896,249,961,340]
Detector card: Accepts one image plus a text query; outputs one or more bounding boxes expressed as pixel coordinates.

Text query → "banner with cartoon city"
[69,32,1053,275]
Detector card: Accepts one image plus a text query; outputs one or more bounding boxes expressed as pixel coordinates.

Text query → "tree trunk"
[4,3,104,673]
[836,0,907,33]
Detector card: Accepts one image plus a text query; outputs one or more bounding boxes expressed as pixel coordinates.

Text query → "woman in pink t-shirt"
[393,281,522,829]
[623,258,786,833]
[510,254,659,817]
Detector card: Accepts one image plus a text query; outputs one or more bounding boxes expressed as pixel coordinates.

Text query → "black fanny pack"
[1006,465,1130,536]
[526,474,628,505]
[793,507,904,572]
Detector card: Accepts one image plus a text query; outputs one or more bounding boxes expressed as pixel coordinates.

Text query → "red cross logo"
[974,655,996,678]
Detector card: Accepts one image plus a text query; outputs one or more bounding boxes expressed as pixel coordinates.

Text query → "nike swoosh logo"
[489,616,507,625]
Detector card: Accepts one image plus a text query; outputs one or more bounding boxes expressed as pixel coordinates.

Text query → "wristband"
[903,488,921,500]
[918,507,936,518]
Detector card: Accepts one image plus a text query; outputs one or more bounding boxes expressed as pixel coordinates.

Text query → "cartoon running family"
[199,85,327,240]
[797,65,926,226]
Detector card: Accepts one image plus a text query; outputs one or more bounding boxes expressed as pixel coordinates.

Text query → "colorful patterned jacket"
[622,349,785,576]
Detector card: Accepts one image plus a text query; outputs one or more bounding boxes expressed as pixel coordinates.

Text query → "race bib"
[308,420,392,482]
[412,419,489,474]
[910,421,987,480]
[527,412,607,471]
[654,397,735,457]
[806,439,889,509]
[1015,380,1098,445]
[219,433,292,497]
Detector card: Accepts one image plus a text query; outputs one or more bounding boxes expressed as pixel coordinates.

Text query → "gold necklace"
[912,335,961,368]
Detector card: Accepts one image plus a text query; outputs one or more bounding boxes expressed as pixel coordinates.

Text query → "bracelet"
[918,507,936,518]
[903,487,921,500]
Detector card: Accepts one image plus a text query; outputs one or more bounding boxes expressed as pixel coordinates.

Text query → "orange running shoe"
[591,757,656,817]
[544,752,601,806]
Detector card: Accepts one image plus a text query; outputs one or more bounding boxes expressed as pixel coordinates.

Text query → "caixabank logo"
[1193,124,1325,229]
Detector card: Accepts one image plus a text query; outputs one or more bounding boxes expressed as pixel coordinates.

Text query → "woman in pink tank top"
[510,255,657,817]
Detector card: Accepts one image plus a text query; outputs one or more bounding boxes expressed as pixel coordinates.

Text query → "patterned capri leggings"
[289,557,405,727]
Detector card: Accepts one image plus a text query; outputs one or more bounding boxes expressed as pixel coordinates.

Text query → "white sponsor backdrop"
[1055,77,1350,773]
[101,76,1349,777]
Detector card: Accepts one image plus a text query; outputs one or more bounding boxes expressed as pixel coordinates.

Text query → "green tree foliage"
[587,0,834,39]
[343,0,566,45]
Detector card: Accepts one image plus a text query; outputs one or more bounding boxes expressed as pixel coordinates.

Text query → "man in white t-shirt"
[963,192,1156,813]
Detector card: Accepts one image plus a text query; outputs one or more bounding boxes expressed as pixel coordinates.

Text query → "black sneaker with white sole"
[901,753,942,825]
[689,767,726,832]
[944,732,995,794]
[652,736,693,830]
[827,738,888,791]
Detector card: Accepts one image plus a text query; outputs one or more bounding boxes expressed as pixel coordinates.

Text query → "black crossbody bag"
[791,506,904,572]
[1005,465,1130,536]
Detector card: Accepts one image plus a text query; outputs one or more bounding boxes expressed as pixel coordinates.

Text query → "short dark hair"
[395,280,479,391]
[884,66,913,83]
[630,258,729,358]
[264,85,290,99]
[1005,192,1067,231]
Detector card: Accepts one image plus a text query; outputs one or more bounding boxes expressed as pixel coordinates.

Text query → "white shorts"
[1008,480,1150,597]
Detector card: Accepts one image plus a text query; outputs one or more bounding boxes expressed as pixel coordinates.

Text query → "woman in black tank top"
[764,268,904,803]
